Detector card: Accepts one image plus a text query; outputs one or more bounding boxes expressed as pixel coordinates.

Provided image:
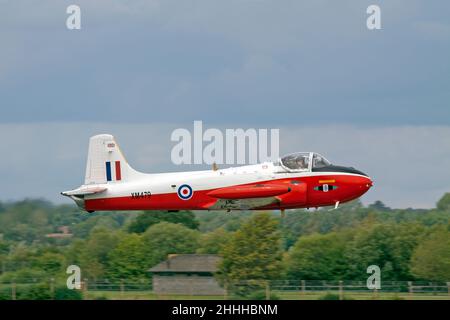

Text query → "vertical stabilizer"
[84,134,139,184]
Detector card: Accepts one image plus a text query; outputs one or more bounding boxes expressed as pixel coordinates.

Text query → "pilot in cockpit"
[296,157,306,169]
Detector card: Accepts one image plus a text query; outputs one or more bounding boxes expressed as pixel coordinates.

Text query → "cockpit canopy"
[279,152,331,172]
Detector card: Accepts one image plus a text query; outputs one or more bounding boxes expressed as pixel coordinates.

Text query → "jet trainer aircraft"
[62,134,372,213]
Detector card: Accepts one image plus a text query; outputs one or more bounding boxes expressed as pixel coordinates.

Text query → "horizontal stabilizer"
[61,186,107,197]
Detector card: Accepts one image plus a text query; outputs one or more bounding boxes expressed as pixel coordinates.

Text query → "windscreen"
[312,153,331,168]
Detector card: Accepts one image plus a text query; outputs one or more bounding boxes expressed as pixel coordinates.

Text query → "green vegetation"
[410,227,450,281]
[217,213,283,297]
[0,194,449,300]
[218,213,283,283]
[285,231,351,280]
[128,210,199,233]
[196,228,231,254]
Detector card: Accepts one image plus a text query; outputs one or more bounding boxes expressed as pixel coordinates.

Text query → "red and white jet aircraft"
[62,134,372,213]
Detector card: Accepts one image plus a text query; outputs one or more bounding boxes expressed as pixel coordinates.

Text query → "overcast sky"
[0,1,449,208]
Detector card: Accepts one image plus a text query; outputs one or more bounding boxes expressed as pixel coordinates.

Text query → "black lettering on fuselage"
[131,191,151,199]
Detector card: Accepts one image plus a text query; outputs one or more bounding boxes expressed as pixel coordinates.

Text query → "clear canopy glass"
[280,152,311,171]
[312,153,331,168]
[279,152,331,171]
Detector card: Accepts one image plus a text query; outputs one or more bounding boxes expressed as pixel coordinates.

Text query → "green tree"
[437,193,450,211]
[142,222,200,266]
[285,231,353,280]
[0,200,55,243]
[368,201,390,211]
[107,233,152,281]
[196,228,231,254]
[54,286,83,300]
[72,216,120,238]
[0,268,47,283]
[218,213,283,284]
[66,228,120,281]
[17,283,52,300]
[128,211,199,233]
[280,202,369,249]
[195,211,251,232]
[388,223,426,278]
[410,227,450,281]
[0,240,9,255]
[3,243,35,271]
[344,221,424,280]
[32,252,66,274]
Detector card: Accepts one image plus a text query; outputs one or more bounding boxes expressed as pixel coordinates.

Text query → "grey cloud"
[0,1,449,125]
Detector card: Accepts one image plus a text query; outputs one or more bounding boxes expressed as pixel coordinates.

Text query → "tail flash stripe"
[106,162,112,181]
[115,161,122,181]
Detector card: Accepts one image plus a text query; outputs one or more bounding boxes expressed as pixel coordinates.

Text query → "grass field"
[2,283,449,300]
[83,290,450,300]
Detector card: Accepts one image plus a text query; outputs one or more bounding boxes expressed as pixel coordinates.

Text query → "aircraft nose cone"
[350,175,373,195]
[361,176,373,192]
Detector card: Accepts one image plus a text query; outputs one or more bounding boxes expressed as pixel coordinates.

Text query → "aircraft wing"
[205,184,291,210]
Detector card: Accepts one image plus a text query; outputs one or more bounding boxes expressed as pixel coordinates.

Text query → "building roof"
[45,226,73,238]
[149,254,222,273]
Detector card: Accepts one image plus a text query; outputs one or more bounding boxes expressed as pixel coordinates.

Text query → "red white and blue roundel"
[177,184,193,200]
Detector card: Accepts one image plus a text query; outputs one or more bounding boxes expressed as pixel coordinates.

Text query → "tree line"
[0,194,449,299]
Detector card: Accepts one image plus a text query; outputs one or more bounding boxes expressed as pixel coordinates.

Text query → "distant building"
[148,254,225,295]
[45,226,73,239]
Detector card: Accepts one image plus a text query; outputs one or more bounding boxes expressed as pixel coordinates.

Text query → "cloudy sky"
[0,1,449,208]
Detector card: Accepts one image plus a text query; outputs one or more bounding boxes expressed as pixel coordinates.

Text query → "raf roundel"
[177,184,193,200]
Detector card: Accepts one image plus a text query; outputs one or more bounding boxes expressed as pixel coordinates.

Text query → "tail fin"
[84,134,140,185]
